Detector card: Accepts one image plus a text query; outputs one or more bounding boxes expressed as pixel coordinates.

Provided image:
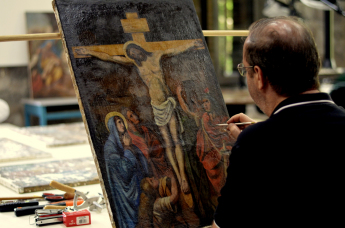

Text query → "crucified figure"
[75,40,203,197]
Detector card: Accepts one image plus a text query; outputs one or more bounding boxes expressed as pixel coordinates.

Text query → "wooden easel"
[0,30,248,42]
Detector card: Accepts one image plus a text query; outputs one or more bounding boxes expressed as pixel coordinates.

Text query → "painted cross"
[72,12,204,58]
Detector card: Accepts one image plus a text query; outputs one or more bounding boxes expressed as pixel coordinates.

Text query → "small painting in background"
[0,138,52,163]
[12,122,88,147]
[0,157,99,194]
[26,12,75,98]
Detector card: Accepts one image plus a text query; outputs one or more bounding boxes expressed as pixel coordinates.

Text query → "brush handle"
[0,196,43,201]
[44,205,67,210]
[50,180,75,194]
[217,122,256,126]
[235,122,256,125]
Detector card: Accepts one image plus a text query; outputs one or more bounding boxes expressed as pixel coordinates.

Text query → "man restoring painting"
[76,40,204,201]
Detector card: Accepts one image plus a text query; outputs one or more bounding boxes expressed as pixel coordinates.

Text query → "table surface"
[0,124,113,228]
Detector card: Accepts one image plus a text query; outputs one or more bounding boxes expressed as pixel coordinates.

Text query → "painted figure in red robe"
[177,86,232,196]
[121,107,173,179]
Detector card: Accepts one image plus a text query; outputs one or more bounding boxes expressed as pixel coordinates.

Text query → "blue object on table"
[22,98,82,126]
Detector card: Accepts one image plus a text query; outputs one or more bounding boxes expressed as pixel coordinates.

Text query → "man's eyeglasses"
[237,63,254,77]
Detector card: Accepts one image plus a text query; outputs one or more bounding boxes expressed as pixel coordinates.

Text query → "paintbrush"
[216,122,256,126]
[0,196,44,201]
[0,192,75,201]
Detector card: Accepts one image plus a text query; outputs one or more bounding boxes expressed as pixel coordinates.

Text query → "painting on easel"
[53,0,232,227]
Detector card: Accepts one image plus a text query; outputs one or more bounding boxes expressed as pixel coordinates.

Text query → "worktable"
[0,124,112,228]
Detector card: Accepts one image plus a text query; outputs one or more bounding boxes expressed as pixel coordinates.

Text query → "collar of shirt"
[271,92,335,116]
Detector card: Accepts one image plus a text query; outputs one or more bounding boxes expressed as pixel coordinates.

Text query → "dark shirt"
[214,93,345,227]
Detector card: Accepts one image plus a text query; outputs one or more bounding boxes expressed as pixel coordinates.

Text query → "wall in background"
[0,0,53,67]
[0,67,29,126]
[0,1,54,126]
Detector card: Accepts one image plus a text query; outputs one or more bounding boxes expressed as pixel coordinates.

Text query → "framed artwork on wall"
[26,12,75,98]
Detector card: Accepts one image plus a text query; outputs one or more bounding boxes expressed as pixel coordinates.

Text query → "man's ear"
[253,66,266,90]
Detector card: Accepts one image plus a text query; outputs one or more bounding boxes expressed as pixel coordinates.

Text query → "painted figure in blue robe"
[104,111,150,228]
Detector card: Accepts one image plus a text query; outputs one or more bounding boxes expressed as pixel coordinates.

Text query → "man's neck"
[301,89,319,95]
[265,89,320,116]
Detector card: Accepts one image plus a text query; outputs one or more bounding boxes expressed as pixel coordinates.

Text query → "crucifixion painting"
[73,12,204,200]
[53,0,232,227]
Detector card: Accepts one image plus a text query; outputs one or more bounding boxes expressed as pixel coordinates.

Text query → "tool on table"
[14,200,84,216]
[49,180,103,212]
[32,209,64,226]
[35,214,64,226]
[0,200,39,212]
[43,192,75,202]
[35,208,65,216]
[35,207,91,227]
[0,196,44,201]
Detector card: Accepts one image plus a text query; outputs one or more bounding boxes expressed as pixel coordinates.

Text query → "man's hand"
[226,113,255,144]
